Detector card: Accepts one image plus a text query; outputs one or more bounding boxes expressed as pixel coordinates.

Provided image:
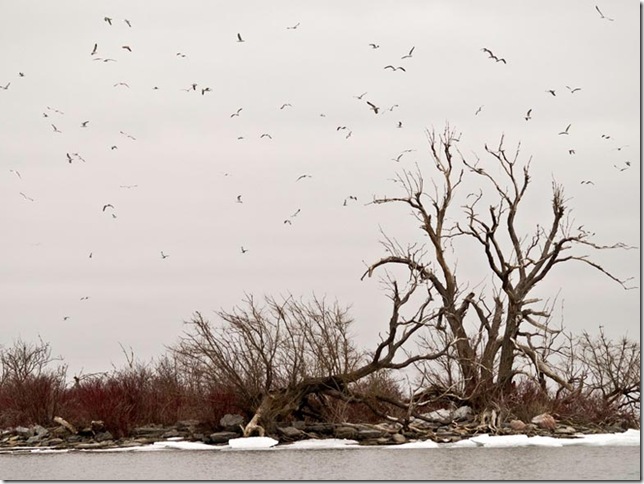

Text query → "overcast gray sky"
[1,0,639,377]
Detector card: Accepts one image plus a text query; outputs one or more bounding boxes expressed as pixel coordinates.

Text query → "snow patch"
[227,436,279,450]
[283,438,360,450]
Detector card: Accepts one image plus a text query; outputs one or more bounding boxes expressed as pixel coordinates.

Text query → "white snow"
[282,438,360,450]
[388,439,440,449]
[227,436,279,450]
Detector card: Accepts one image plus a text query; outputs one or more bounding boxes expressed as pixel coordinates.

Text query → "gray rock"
[162,429,181,439]
[278,426,304,439]
[291,420,307,430]
[33,425,49,437]
[421,409,452,424]
[176,419,200,430]
[555,425,577,435]
[357,429,385,440]
[220,414,244,432]
[94,431,114,442]
[334,426,358,439]
[391,433,406,444]
[26,435,43,445]
[47,438,64,446]
[305,423,335,434]
[209,431,239,444]
[132,426,166,437]
[14,426,32,437]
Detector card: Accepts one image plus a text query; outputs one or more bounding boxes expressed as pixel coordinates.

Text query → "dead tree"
[363,126,634,406]
[174,293,456,436]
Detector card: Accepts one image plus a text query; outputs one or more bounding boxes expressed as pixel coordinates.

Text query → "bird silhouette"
[161,251,170,259]
[546,89,556,96]
[122,45,132,52]
[369,43,380,49]
[367,101,380,114]
[391,153,404,162]
[231,108,243,117]
[51,124,62,133]
[581,180,595,185]
[81,121,89,127]
[240,246,248,254]
[237,33,245,42]
[345,130,352,139]
[388,104,399,111]
[260,133,272,139]
[124,19,132,27]
[280,103,292,109]
[384,65,406,72]
[286,22,300,29]
[91,43,98,55]
[568,149,576,155]
[120,185,138,189]
[66,153,73,163]
[201,87,211,95]
[595,5,614,21]
[566,86,581,93]
[524,109,532,121]
[176,52,186,58]
[80,296,90,301]
[0,82,10,90]
[236,195,243,203]
[20,192,34,202]
[18,72,24,77]
[296,175,311,181]
[475,106,483,116]
[354,92,368,100]
[397,121,403,128]
[102,204,114,212]
[481,48,506,63]
[113,82,129,88]
[291,209,301,217]
[111,145,118,150]
[558,124,571,135]
[104,16,112,25]
[120,131,136,140]
[9,169,21,179]
[401,46,415,59]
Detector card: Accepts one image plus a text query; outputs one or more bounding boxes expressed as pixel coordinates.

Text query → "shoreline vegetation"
[2,129,639,452]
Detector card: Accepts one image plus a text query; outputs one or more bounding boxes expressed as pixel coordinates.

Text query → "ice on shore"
[227,436,279,450]
[282,438,360,450]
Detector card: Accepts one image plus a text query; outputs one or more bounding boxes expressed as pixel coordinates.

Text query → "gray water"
[0,445,640,480]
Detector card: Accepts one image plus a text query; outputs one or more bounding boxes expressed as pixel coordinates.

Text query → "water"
[0,446,640,480]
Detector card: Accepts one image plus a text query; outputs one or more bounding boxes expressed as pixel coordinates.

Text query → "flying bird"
[236,195,243,203]
[18,72,24,77]
[546,89,556,96]
[401,46,415,59]
[475,106,483,116]
[0,82,10,90]
[286,22,300,29]
[120,131,136,140]
[384,65,406,72]
[260,133,272,139]
[366,101,380,114]
[524,109,532,121]
[240,246,248,254]
[354,92,368,100]
[296,174,311,181]
[120,185,138,189]
[388,104,399,112]
[345,130,352,139]
[568,149,576,155]
[111,145,118,150]
[595,5,614,21]
[104,16,112,25]
[201,87,211,95]
[391,153,404,162]
[601,134,611,139]
[284,219,292,225]
[368,43,380,49]
[161,251,170,259]
[581,180,595,185]
[230,108,243,117]
[19,192,34,201]
[91,43,98,55]
[51,124,62,133]
[113,82,129,88]
[336,126,347,131]
[280,103,292,109]
[558,124,571,135]
[291,209,301,217]
[481,48,506,63]
[80,296,90,301]
[102,204,114,212]
[9,169,21,179]
[66,153,73,163]
[566,86,582,93]
[176,52,186,58]
[397,121,403,128]
[121,45,132,52]
[237,33,245,42]
[81,121,89,127]
[124,19,132,27]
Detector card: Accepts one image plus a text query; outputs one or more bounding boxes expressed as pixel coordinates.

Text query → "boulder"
[209,431,240,444]
[277,426,304,440]
[220,414,245,432]
[175,420,200,431]
[94,431,114,442]
[531,413,556,430]
[132,426,166,437]
[14,426,33,438]
[334,426,358,439]
[421,409,452,424]
[305,423,335,435]
[391,433,406,444]
[357,429,385,440]
[555,425,577,435]
[509,419,526,431]
[452,406,473,421]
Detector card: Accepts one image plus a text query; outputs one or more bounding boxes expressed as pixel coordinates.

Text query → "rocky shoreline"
[0,408,634,452]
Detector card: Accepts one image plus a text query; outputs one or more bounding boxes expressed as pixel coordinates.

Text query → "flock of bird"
[2,4,633,323]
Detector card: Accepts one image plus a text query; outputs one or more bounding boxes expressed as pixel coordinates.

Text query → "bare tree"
[363,126,634,406]
[174,294,455,435]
